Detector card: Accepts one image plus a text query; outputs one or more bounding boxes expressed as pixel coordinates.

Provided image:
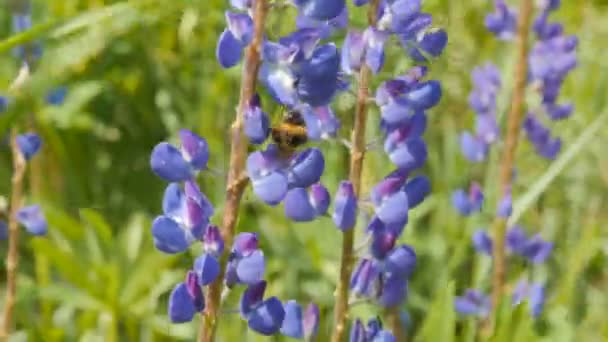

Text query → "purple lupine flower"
[244,94,270,144]
[506,225,528,255]
[350,319,365,342]
[0,221,7,240]
[454,289,491,317]
[303,303,320,340]
[168,271,205,323]
[261,36,341,107]
[12,12,43,61]
[523,114,561,159]
[529,35,577,81]
[370,176,408,225]
[301,105,340,140]
[284,188,317,222]
[384,135,427,172]
[294,0,346,21]
[16,205,47,236]
[247,145,289,205]
[350,258,381,298]
[370,224,397,260]
[407,29,448,62]
[333,181,358,231]
[341,30,366,74]
[283,183,330,222]
[384,244,417,278]
[240,281,286,335]
[309,183,330,216]
[46,87,67,105]
[544,102,573,121]
[364,27,389,74]
[496,190,512,218]
[451,182,484,216]
[349,317,395,342]
[225,233,265,286]
[403,175,431,209]
[0,95,8,112]
[460,131,489,162]
[152,181,212,253]
[287,148,325,188]
[203,224,224,257]
[529,283,546,317]
[16,133,42,161]
[505,226,553,263]
[469,63,501,113]
[472,230,493,256]
[44,87,67,106]
[522,234,553,264]
[377,275,408,308]
[485,0,517,40]
[194,253,221,285]
[296,43,341,107]
[280,300,304,338]
[216,11,254,68]
[296,6,348,39]
[512,279,546,318]
[150,129,209,182]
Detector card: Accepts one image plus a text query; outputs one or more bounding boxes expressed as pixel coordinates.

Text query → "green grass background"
[0,0,606,341]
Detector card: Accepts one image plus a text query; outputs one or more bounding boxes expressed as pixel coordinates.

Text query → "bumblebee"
[271,110,308,156]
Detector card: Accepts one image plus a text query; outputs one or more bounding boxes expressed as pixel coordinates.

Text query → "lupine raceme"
[452,0,576,326]
[0,2,67,337]
[148,0,446,340]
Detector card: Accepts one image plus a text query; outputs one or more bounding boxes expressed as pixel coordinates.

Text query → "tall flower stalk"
[200,0,268,340]
[453,0,578,335]
[1,128,27,339]
[490,0,534,323]
[331,1,381,340]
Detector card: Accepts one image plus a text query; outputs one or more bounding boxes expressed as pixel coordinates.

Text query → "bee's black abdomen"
[289,133,307,147]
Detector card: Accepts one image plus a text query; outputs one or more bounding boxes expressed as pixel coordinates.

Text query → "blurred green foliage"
[0,0,607,341]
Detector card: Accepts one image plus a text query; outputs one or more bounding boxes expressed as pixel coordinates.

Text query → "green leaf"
[416,280,455,342]
[79,208,113,248]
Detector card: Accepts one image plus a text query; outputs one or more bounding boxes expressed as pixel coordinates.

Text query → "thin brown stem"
[489,0,534,330]
[1,129,27,340]
[198,1,267,341]
[330,1,380,341]
[386,307,405,341]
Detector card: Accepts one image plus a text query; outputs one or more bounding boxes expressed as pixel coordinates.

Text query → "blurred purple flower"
[16,133,41,161]
[454,289,491,317]
[16,205,47,236]
[451,182,484,216]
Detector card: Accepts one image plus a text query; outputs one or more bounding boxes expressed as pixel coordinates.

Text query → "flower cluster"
[456,225,552,318]
[334,1,445,338]
[453,0,573,320]
[350,317,396,342]
[153,0,447,338]
[149,132,321,336]
[0,7,68,239]
[460,0,577,162]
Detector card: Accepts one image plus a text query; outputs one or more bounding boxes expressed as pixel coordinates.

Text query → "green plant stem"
[489,0,534,331]
[199,1,267,341]
[0,129,27,340]
[330,2,380,341]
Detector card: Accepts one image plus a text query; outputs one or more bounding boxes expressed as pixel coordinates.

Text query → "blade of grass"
[509,110,608,224]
